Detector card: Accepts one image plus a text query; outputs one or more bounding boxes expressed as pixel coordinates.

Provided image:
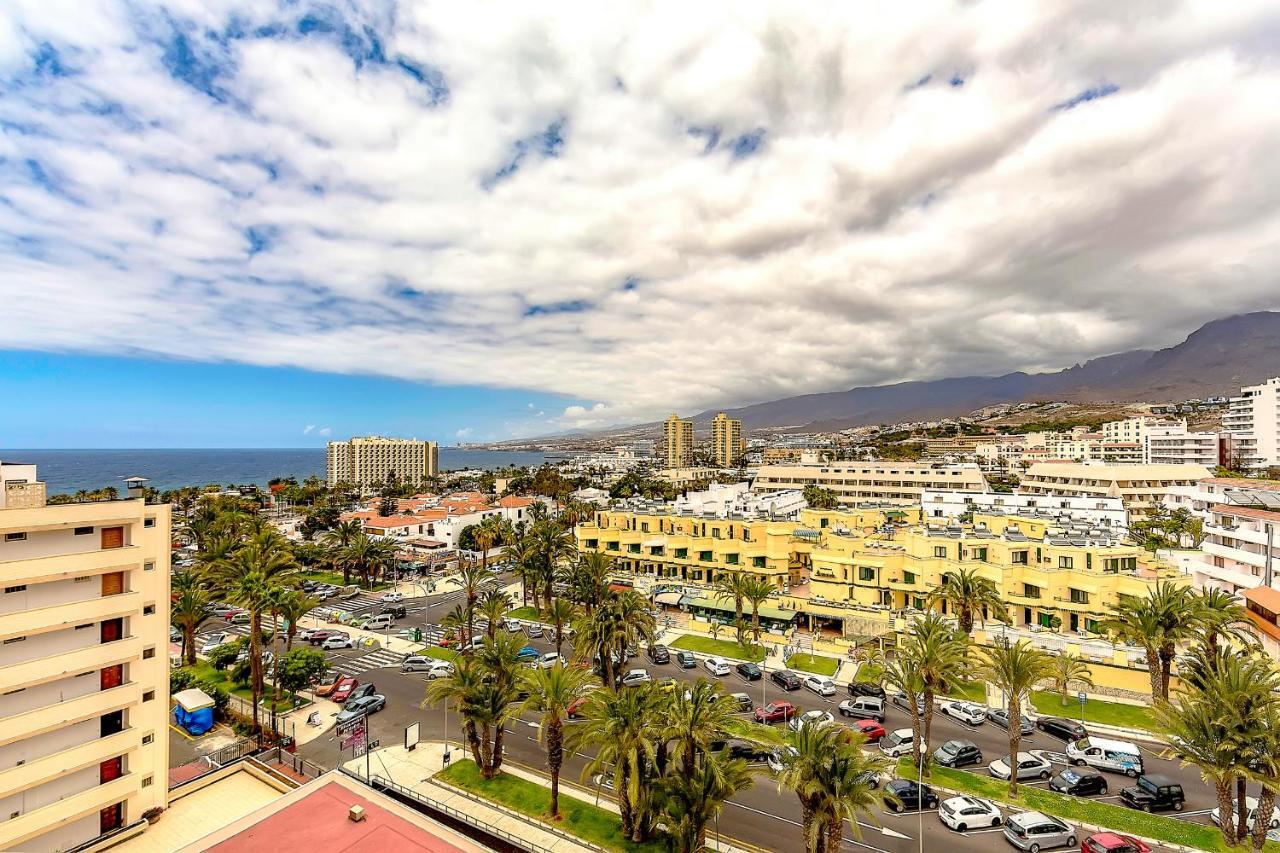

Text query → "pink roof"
[363,515,427,528]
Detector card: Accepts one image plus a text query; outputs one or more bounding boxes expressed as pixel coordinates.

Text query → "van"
[838,695,886,723]
[365,613,395,630]
[1066,736,1144,778]
[228,611,251,626]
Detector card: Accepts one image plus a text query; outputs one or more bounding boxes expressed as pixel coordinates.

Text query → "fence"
[253,746,326,781]
[205,737,258,768]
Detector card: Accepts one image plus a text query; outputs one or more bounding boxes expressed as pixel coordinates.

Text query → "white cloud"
[318,426,331,437]
[3,1,1280,430]
[302,424,315,435]
[455,427,473,439]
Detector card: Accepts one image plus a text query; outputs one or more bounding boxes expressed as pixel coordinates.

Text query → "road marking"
[963,827,1005,835]
[723,800,903,850]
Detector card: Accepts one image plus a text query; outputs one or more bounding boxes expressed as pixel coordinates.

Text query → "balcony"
[0,545,143,586]
[0,771,137,852]
[0,500,142,534]
[0,591,141,642]
[0,727,137,799]
[1007,592,1044,606]
[0,636,141,691]
[0,682,141,749]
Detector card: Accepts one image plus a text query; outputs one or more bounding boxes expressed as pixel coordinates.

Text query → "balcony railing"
[0,591,141,642]
[0,727,136,800]
[0,681,141,749]
[0,771,137,851]
[0,636,142,692]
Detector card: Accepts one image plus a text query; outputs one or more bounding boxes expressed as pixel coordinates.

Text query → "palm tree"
[546,597,577,658]
[455,558,497,653]
[565,551,612,614]
[512,664,593,818]
[423,656,488,767]
[776,720,889,852]
[973,641,1054,798]
[577,684,663,841]
[321,519,363,584]
[502,533,537,607]
[928,566,1008,635]
[479,588,511,639]
[532,519,576,613]
[654,751,755,853]
[667,679,771,776]
[1102,581,1199,701]
[1192,587,1254,659]
[1047,652,1094,706]
[740,574,775,644]
[574,590,656,687]
[440,603,471,647]
[712,572,751,646]
[277,589,319,653]
[343,533,397,589]
[171,582,211,667]
[473,515,506,575]
[900,612,967,756]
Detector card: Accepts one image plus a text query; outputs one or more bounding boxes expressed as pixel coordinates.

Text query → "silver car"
[987,708,1035,735]
[1002,811,1075,851]
[989,751,1053,781]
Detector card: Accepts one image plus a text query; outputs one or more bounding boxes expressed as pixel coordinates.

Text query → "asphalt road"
[200,585,1210,853]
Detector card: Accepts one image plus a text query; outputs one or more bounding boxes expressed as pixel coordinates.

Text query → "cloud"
[455,427,473,439]
[318,426,331,437]
[3,2,1280,431]
[302,424,315,435]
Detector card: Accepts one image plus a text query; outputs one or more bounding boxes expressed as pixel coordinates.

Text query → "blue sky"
[2,2,1279,447]
[0,351,577,447]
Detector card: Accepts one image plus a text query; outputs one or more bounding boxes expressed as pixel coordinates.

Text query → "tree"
[1192,587,1254,660]
[473,515,507,575]
[564,551,612,614]
[574,589,656,688]
[1047,653,1094,706]
[712,572,752,647]
[512,664,593,818]
[206,640,240,671]
[424,635,524,779]
[455,558,497,654]
[577,684,664,841]
[740,574,775,644]
[802,484,840,510]
[973,641,1053,798]
[479,588,511,639]
[342,533,397,589]
[546,597,577,658]
[276,589,319,653]
[531,519,576,613]
[896,612,967,764]
[321,519,364,585]
[667,680,766,776]
[654,751,755,853]
[171,576,211,667]
[278,647,328,694]
[928,566,1007,636]
[1102,581,1199,701]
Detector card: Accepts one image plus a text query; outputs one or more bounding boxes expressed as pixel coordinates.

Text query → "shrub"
[206,640,241,671]
[170,668,197,694]
[197,681,230,715]
[230,659,252,687]
[278,647,328,694]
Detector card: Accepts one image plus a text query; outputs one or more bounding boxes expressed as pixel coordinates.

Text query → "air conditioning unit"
[349,805,367,823]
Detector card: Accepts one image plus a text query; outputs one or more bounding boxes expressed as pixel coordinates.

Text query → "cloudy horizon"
[4,1,1280,440]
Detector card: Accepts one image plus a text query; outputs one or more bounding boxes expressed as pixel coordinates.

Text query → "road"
[198,584,1211,853]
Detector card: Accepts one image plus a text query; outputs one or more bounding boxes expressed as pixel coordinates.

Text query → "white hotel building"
[1165,477,1280,593]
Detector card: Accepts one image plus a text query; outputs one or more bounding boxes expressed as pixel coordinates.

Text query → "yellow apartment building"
[0,470,171,852]
[711,413,744,468]
[663,414,694,468]
[1019,462,1211,519]
[752,461,987,506]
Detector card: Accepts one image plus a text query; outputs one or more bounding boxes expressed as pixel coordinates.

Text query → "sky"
[3,1,1280,446]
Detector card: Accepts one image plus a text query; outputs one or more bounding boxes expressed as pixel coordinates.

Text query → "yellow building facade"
[711,413,744,468]
[662,414,694,468]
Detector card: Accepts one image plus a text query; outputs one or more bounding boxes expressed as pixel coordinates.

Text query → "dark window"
[142,690,155,702]
[74,526,94,535]
[3,532,26,542]
[142,647,155,660]
[4,585,26,594]
[143,605,155,615]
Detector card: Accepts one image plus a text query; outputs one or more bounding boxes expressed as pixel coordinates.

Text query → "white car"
[938,796,1002,832]
[321,634,355,650]
[199,633,229,655]
[1212,797,1280,830]
[989,751,1053,781]
[803,675,837,697]
[940,700,989,726]
[767,746,799,774]
[788,710,836,732]
[879,728,926,758]
[703,657,731,677]
[539,652,566,669]
[425,660,455,679]
[380,591,404,603]
[621,668,651,687]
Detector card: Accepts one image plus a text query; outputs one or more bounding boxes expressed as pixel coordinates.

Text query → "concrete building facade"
[662,414,694,468]
[325,436,438,488]
[1165,478,1280,593]
[710,412,744,468]
[921,488,1127,531]
[752,461,987,506]
[0,472,171,852]
[1223,377,1280,471]
[1018,462,1210,519]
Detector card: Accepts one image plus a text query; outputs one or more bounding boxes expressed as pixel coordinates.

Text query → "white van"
[365,613,395,630]
[1066,736,1144,777]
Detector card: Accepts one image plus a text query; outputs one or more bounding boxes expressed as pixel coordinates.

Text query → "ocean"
[1,448,551,495]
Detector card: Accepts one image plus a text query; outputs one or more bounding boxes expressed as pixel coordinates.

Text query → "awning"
[688,597,796,622]
[655,591,683,606]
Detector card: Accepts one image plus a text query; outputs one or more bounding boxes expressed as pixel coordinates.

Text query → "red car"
[1082,833,1151,853]
[853,719,887,741]
[330,676,360,703]
[754,701,797,724]
[567,697,588,719]
[308,629,341,646]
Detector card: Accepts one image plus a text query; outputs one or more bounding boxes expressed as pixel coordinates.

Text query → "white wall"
[0,718,97,770]
[0,623,105,667]
[0,576,103,616]
[0,525,130,562]
[0,671,102,717]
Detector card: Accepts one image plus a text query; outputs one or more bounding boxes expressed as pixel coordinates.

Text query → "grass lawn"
[785,653,838,676]
[176,662,303,714]
[416,646,459,662]
[899,759,1253,852]
[505,606,541,622]
[670,635,765,662]
[944,681,986,703]
[1029,690,1155,732]
[438,760,663,852]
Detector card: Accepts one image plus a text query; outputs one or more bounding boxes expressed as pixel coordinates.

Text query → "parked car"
[365,613,395,630]
[331,677,361,703]
[1081,833,1151,853]
[940,700,989,726]
[704,657,731,677]
[1037,716,1088,742]
[379,604,407,618]
[314,673,351,697]
[1212,796,1280,830]
[1066,736,1143,778]
[347,683,377,702]
[770,670,801,691]
[788,710,835,732]
[380,591,404,603]
[307,629,342,646]
[939,795,1002,831]
[838,695,886,722]
[229,611,252,626]
[339,586,361,599]
[621,668,651,687]
[212,604,241,618]
[646,644,670,664]
[933,739,983,768]
[335,693,386,723]
[767,745,799,774]
[723,740,771,763]
[539,652,565,669]
[321,634,355,650]
[1003,811,1075,851]
[516,645,541,663]
[1049,768,1109,797]
[675,650,696,669]
[989,752,1053,781]
[567,697,589,719]
[754,701,797,724]
[883,779,939,813]
[988,708,1035,735]
[654,677,678,693]
[879,728,925,758]
[892,690,927,715]
[200,633,229,655]
[736,662,762,680]
[852,719,886,742]
[1120,774,1185,813]
[848,680,887,699]
[803,675,837,697]
[298,627,326,642]
[525,623,545,638]
[729,692,754,712]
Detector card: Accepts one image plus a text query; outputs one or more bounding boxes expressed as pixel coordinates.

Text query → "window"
[142,776,153,788]
[674,548,688,559]
[640,522,649,533]
[4,532,26,542]
[143,690,155,702]
[74,526,94,535]
[142,647,155,660]
[74,576,92,583]
[143,561,155,572]
[627,544,640,554]
[971,547,988,562]
[649,546,664,556]
[1058,556,1074,569]
[1022,584,1041,599]
[143,604,156,615]
[752,556,766,568]
[725,554,739,565]
[933,546,947,558]
[4,585,26,594]
[606,542,619,551]
[1069,589,1089,604]
[142,733,154,745]
[584,539,597,549]
[903,571,917,585]
[75,623,93,630]
[859,567,876,582]
[699,551,713,562]
[819,518,829,528]
[1011,550,1028,565]
[3,636,26,644]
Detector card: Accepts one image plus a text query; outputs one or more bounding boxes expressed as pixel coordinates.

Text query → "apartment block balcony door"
[101,527,124,549]
[99,800,122,834]
[101,664,123,691]
[101,617,123,644]
[102,571,124,597]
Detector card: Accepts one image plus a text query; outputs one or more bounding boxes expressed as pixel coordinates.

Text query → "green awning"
[688,597,796,622]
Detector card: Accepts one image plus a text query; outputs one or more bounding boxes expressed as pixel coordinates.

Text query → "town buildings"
[339,492,542,551]
[662,414,694,468]
[920,488,1127,532]
[0,468,171,852]
[325,436,439,488]
[1164,477,1280,593]
[710,412,745,467]
[1223,377,1280,471]
[752,461,987,506]
[1018,462,1211,519]
[671,482,806,519]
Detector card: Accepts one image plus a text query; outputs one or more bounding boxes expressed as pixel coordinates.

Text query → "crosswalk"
[328,647,407,677]
[305,594,383,620]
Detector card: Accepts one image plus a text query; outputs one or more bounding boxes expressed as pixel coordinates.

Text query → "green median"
[505,606,541,622]
[898,759,1260,852]
[438,760,663,852]
[1029,691,1156,732]
[784,653,838,676]
[416,646,458,662]
[670,635,765,662]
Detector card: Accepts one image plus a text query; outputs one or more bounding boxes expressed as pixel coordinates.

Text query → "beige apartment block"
[711,412,744,468]
[326,435,439,487]
[0,472,171,853]
[1019,462,1210,520]
[663,414,694,468]
[752,461,987,506]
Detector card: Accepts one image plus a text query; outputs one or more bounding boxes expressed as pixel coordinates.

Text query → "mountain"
[682,311,1280,432]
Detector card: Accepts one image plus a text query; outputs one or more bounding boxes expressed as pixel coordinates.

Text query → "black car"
[648,644,670,664]
[883,779,939,813]
[379,604,407,618]
[1120,774,1185,813]
[771,670,801,691]
[736,662,762,680]
[932,739,982,768]
[1049,768,1109,797]
[675,650,697,669]
[1036,716,1088,741]
[723,741,771,763]
[848,680,887,700]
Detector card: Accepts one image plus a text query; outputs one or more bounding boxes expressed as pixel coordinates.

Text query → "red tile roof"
[497,496,534,508]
